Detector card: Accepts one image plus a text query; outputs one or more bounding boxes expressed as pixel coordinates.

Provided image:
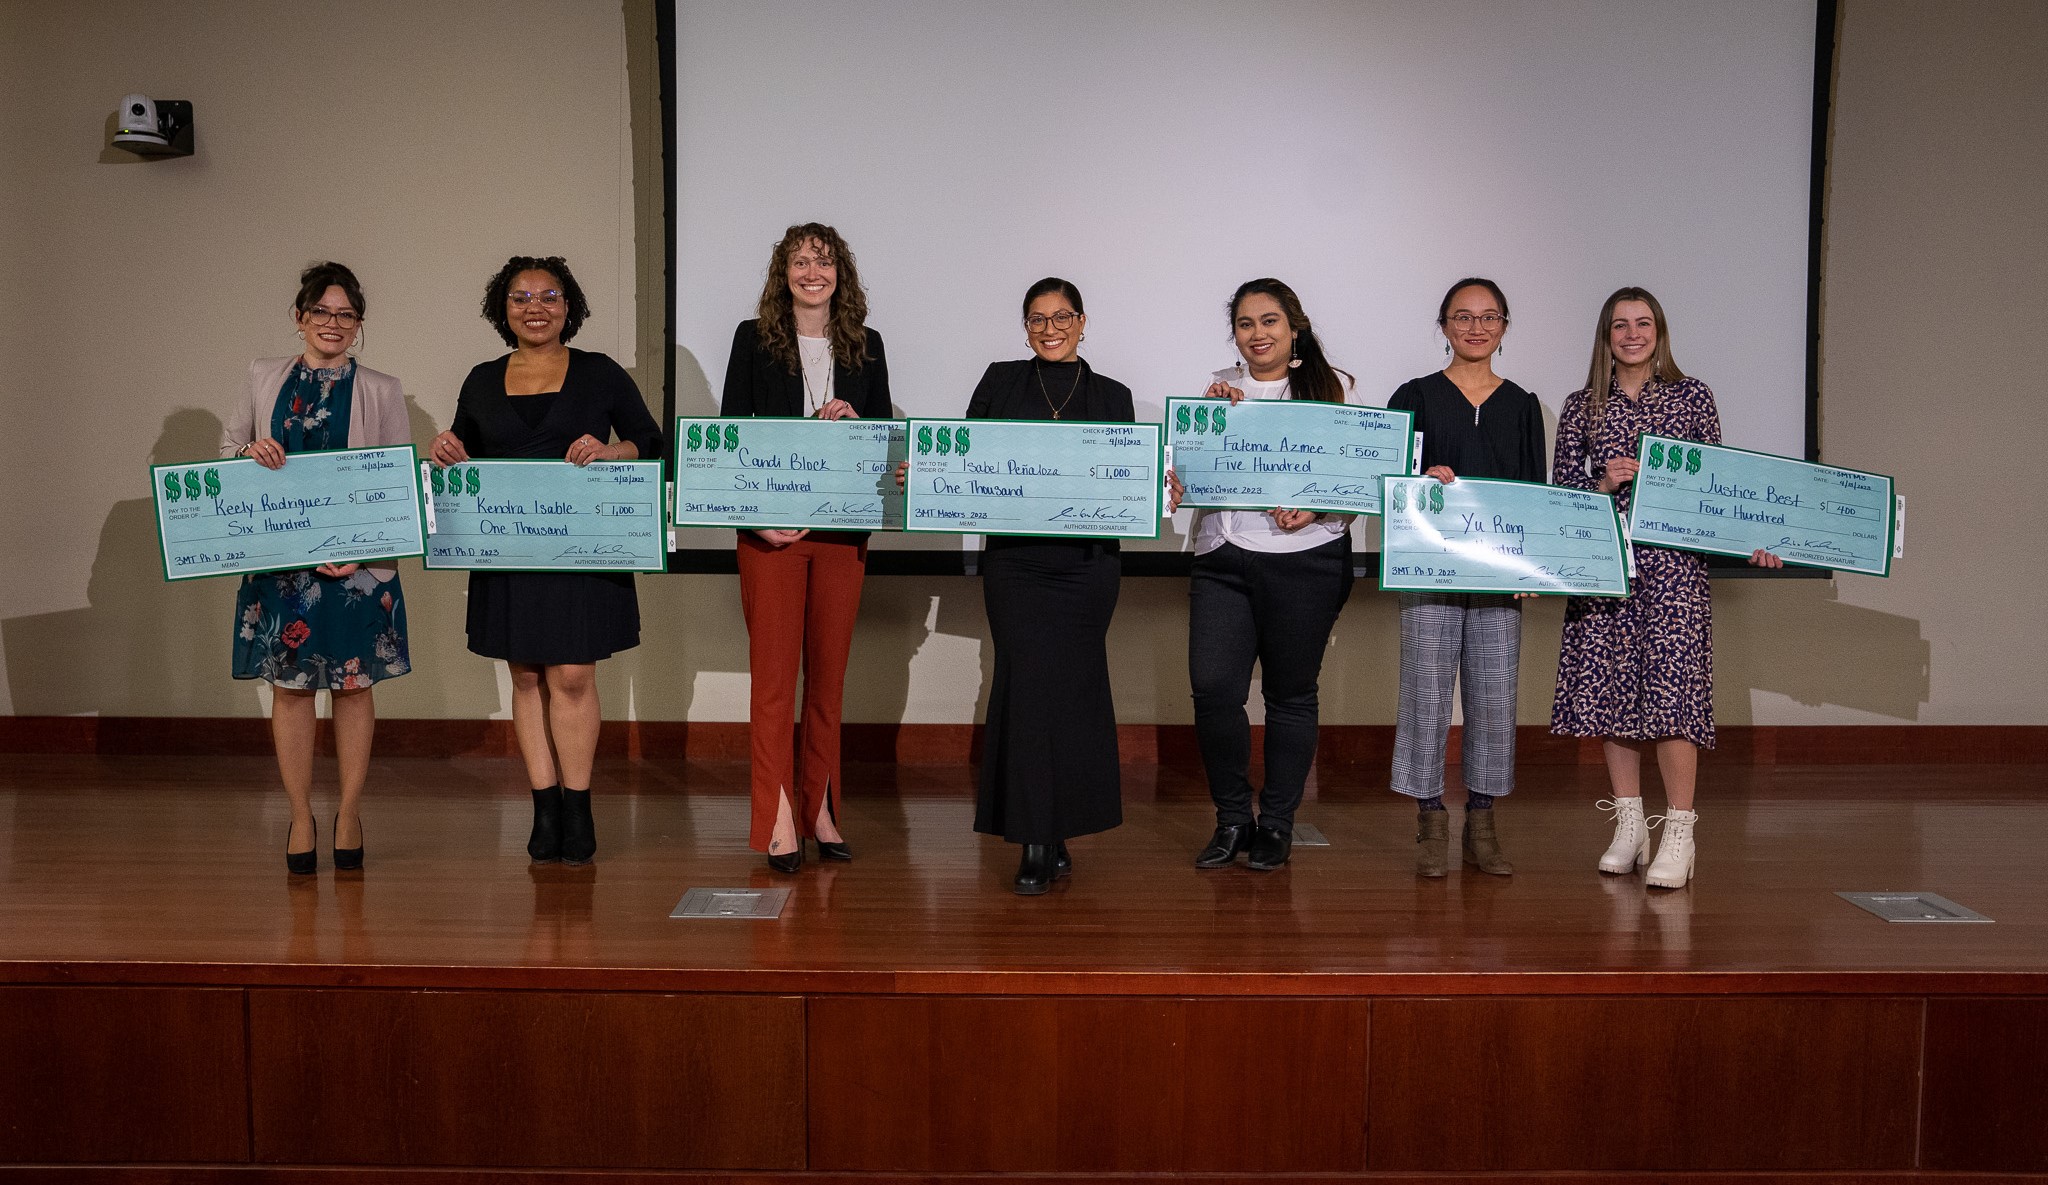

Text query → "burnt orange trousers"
[736,533,867,851]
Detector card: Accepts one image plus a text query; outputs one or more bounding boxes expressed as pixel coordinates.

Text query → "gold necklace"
[1035,358,1083,420]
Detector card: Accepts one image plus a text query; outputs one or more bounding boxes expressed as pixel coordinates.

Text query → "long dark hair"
[754,223,871,373]
[1583,286,1687,430]
[1229,278,1349,403]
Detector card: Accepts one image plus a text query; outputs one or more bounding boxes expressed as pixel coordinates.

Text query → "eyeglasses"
[303,307,361,328]
[1446,313,1505,330]
[1025,311,1079,332]
[510,290,563,307]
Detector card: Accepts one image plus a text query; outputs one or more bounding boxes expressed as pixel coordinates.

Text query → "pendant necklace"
[1035,358,1083,420]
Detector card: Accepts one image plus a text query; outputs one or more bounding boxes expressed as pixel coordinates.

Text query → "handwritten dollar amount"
[163,468,221,501]
[1391,482,1444,514]
[1173,404,1229,434]
[915,425,972,456]
[430,466,482,495]
[1646,441,1703,474]
[685,423,742,452]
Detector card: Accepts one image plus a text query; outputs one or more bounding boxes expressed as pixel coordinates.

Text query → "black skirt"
[465,571,640,666]
[974,539,1123,844]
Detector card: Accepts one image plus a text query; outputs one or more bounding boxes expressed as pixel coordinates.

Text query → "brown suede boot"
[1462,809,1514,875]
[1415,810,1449,878]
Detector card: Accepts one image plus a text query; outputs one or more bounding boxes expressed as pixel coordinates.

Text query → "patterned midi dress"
[230,360,411,691]
[1549,376,1720,748]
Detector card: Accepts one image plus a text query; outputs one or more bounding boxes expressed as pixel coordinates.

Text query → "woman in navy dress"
[428,256,662,866]
[225,261,411,874]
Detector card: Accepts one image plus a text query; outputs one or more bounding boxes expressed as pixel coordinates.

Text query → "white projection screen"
[670,0,1818,553]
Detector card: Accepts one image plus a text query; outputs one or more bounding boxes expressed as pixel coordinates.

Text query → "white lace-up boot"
[1596,796,1649,874]
[1645,807,1698,889]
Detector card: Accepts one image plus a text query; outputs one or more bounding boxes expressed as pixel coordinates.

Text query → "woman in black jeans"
[1167,278,1355,871]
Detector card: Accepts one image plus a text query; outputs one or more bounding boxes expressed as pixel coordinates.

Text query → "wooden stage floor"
[4,755,2046,1180]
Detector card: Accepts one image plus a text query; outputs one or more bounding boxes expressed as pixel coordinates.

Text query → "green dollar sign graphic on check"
[1428,483,1444,513]
[183,471,204,499]
[1212,406,1227,434]
[916,425,932,454]
[163,473,181,502]
[1647,441,1665,469]
[203,469,220,497]
[936,426,953,455]
[955,426,970,455]
[686,424,702,451]
[1193,405,1209,433]
[465,468,481,496]
[1391,483,1407,512]
[430,468,444,495]
[723,425,740,451]
[1685,447,1702,474]
[1175,405,1191,432]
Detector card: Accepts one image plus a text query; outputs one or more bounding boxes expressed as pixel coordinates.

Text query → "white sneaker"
[1645,807,1698,889]
[1596,797,1649,874]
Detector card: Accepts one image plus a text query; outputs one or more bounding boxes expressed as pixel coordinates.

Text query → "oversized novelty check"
[903,419,1162,539]
[1167,397,1415,514]
[151,445,425,581]
[422,459,665,572]
[1379,475,1631,597]
[670,416,905,531]
[1626,435,1899,576]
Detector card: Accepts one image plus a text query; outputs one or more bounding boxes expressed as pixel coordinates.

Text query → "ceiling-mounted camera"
[112,93,194,158]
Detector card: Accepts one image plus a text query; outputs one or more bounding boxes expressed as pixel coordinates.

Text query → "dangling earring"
[1443,341,1450,357]
[1497,341,1503,358]
[349,327,363,358]
[1287,338,1302,370]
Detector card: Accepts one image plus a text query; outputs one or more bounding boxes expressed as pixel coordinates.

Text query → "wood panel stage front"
[2,753,2045,1182]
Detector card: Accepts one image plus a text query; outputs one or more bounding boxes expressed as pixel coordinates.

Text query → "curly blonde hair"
[753,223,871,373]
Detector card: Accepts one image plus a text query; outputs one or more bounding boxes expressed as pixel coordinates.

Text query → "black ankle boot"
[527,786,563,863]
[559,788,595,865]
[1053,840,1071,880]
[1013,844,1055,895]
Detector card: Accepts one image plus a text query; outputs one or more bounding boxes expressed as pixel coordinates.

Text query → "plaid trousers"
[1390,592,1521,798]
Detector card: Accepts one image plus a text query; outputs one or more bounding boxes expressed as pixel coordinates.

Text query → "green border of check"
[421,457,668,574]
[148,444,428,584]
[1376,474,1632,598]
[1627,434,1897,578]
[902,418,1164,541]
[1164,397,1416,513]
[669,416,903,532]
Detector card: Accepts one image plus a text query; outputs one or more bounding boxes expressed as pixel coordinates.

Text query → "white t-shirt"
[798,335,834,415]
[1189,375,1355,555]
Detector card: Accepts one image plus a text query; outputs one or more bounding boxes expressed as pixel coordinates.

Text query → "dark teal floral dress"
[231,360,411,691]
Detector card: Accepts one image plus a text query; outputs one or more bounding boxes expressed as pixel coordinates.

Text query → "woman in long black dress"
[428,256,662,865]
[966,277,1133,895]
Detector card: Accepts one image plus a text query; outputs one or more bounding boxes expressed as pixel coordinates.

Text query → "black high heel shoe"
[813,791,852,861]
[767,838,804,874]
[332,812,364,871]
[286,817,317,876]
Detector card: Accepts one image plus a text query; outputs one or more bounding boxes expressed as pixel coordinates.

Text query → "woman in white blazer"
[221,261,412,874]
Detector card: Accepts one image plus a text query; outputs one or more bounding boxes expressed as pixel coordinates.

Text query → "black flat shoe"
[1194,823,1253,868]
[1053,840,1071,880]
[285,818,317,876]
[560,788,596,865]
[767,840,804,874]
[332,813,364,872]
[1013,844,1055,895]
[527,786,562,863]
[1246,825,1292,871]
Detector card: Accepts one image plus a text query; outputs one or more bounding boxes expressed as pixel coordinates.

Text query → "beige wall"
[1,0,2040,727]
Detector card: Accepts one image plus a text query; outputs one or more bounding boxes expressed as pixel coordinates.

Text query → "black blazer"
[965,358,1134,424]
[719,319,892,420]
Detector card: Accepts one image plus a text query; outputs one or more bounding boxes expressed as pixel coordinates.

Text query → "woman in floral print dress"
[224,262,413,874]
[1550,287,1778,889]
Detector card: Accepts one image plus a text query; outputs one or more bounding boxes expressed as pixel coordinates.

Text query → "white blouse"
[797,335,834,416]
[1189,375,1355,555]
